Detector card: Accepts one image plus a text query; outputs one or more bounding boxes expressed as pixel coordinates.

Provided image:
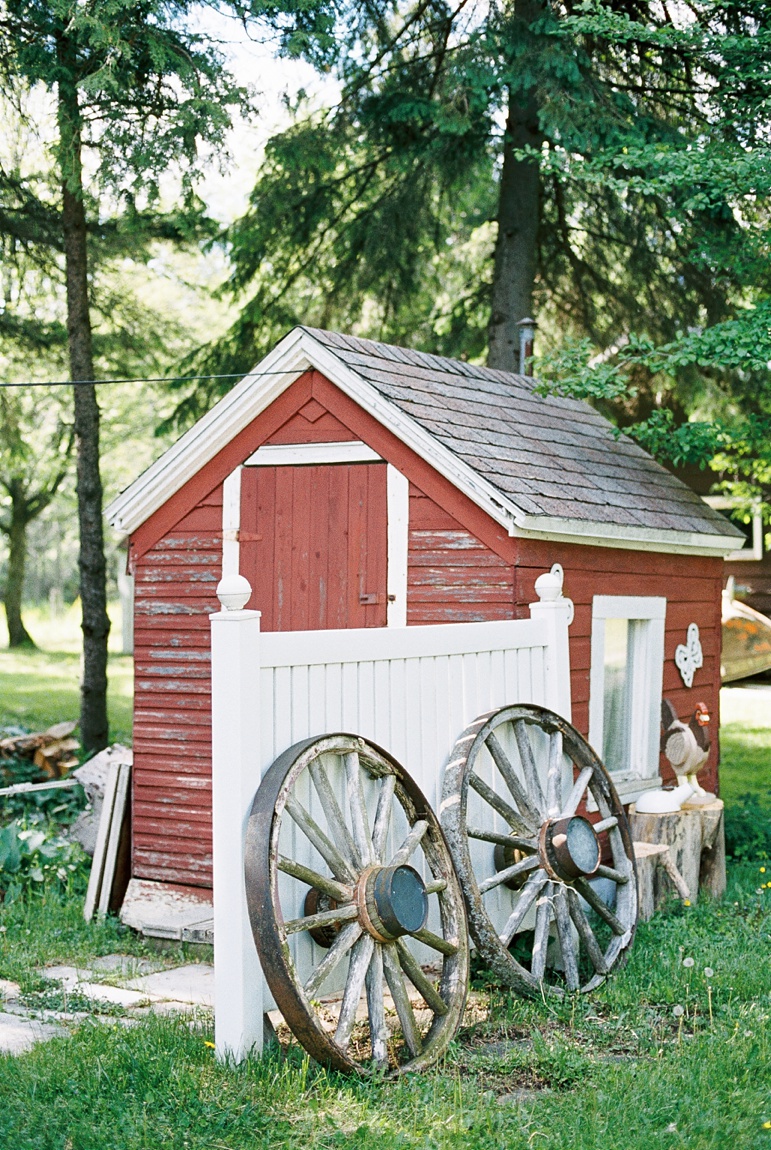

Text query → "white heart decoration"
[675,622,703,688]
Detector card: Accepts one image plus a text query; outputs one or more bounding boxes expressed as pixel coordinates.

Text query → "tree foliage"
[0,3,246,745]
[170,0,769,516]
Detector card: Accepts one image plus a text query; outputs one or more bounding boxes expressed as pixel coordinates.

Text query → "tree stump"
[630,799,726,915]
[633,842,691,921]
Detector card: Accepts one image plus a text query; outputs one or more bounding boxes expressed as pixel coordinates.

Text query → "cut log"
[630,799,726,909]
[633,842,691,921]
[699,807,727,900]
[33,738,81,778]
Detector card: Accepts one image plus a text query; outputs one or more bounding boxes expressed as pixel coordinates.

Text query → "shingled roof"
[107,325,743,552]
[299,328,739,541]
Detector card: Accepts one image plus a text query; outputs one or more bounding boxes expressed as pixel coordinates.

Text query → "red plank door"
[239,463,388,630]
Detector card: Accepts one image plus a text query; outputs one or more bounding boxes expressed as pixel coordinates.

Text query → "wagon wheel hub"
[355,864,429,942]
[538,816,601,883]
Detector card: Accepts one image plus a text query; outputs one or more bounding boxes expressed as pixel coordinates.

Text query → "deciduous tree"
[0,3,244,749]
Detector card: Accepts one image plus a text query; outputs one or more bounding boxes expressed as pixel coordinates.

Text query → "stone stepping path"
[0,957,214,1055]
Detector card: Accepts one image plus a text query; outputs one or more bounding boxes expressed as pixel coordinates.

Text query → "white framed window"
[588,595,666,803]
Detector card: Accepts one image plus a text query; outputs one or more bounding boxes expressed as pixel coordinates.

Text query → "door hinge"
[359,592,385,606]
[223,529,262,543]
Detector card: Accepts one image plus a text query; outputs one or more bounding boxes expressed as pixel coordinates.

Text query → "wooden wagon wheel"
[441,704,637,996]
[245,733,469,1074]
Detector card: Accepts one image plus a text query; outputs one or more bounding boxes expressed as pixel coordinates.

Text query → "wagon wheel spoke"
[596,863,629,885]
[468,773,531,837]
[309,759,361,870]
[607,824,634,877]
[285,795,358,884]
[345,751,374,866]
[566,887,607,976]
[389,819,429,867]
[467,826,537,852]
[277,856,353,903]
[371,774,396,861]
[587,781,613,821]
[545,731,563,817]
[246,733,469,1075]
[395,939,449,1016]
[285,903,359,936]
[365,944,389,1069]
[530,881,553,983]
[499,869,549,947]
[553,886,580,991]
[513,719,546,814]
[382,944,423,1057]
[560,765,594,819]
[485,732,540,830]
[478,854,539,895]
[424,878,447,895]
[410,927,458,956]
[441,704,637,999]
[573,877,627,936]
[304,921,363,999]
[593,816,618,834]
[335,934,376,1050]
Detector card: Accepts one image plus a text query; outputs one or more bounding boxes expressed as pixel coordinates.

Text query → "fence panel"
[210,566,573,1061]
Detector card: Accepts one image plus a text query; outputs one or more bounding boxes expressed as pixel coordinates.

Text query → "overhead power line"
[0,370,287,389]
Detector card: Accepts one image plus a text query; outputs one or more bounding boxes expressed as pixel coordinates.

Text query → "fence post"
[529,563,574,721]
[210,574,263,1062]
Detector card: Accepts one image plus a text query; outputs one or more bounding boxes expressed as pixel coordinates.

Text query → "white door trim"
[244,441,381,466]
[222,466,242,578]
[223,451,408,628]
[386,465,409,628]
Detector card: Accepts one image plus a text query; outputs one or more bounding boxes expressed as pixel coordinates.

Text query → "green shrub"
[724,792,771,861]
[0,817,87,901]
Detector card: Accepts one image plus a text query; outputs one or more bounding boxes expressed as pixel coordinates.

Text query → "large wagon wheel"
[441,704,637,997]
[245,733,469,1074]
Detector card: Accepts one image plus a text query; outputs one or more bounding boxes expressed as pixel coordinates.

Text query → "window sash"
[589,596,666,802]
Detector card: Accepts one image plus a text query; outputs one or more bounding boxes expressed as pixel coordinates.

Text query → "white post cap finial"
[216,574,253,611]
[534,563,564,602]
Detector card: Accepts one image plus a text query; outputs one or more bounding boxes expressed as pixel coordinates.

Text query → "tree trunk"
[57,53,110,752]
[487,0,545,372]
[2,484,35,648]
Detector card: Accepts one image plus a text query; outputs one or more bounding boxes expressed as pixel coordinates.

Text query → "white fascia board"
[106,328,527,538]
[106,328,312,534]
[509,516,743,557]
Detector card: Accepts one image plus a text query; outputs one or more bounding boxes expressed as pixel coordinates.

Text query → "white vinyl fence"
[210,565,573,1061]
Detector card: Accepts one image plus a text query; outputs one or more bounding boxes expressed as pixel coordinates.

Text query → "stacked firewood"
[0,721,80,777]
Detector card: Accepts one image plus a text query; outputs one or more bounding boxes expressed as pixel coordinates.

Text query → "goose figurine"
[661,699,715,806]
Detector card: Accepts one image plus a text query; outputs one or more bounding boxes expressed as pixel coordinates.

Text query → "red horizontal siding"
[515,538,723,793]
[131,488,222,888]
[407,486,514,624]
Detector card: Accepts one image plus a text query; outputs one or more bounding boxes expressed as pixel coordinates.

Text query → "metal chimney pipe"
[517,317,536,375]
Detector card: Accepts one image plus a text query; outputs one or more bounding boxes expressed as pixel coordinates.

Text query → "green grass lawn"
[0,649,133,745]
[0,864,768,1150]
[0,599,133,744]
[720,685,771,805]
[0,640,768,1148]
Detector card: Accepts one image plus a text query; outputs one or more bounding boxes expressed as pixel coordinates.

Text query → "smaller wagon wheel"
[245,734,469,1074]
[441,704,637,997]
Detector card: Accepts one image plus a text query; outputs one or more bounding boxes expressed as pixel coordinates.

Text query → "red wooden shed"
[107,327,743,894]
